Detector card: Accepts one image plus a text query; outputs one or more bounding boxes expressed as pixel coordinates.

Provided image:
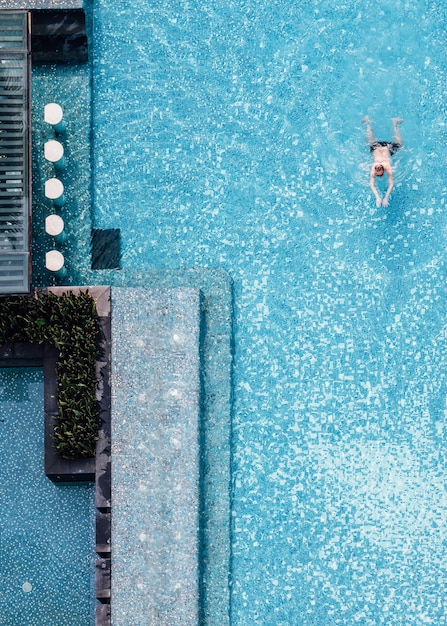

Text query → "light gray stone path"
[111,287,201,626]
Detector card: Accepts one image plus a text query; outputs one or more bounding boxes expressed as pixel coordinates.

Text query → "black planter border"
[0,286,112,625]
[44,286,111,484]
[44,335,96,481]
[0,287,111,482]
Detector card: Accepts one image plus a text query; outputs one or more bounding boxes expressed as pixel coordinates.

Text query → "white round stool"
[44,140,66,170]
[45,249,66,276]
[45,215,66,243]
[45,178,65,207]
[44,103,66,133]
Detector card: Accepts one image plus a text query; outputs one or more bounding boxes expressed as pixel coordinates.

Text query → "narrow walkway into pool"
[111,288,201,625]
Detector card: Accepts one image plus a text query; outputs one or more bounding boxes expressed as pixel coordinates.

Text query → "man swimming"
[362,116,403,207]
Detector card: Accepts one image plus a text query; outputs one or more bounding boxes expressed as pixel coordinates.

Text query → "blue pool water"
[0,368,96,625]
[23,0,447,623]
[90,1,447,623]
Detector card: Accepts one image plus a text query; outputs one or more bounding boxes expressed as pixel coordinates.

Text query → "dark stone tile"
[31,10,88,64]
[91,229,121,270]
[96,513,111,557]
[95,602,111,625]
[95,604,112,626]
[0,342,44,367]
[96,558,111,601]
[95,446,111,512]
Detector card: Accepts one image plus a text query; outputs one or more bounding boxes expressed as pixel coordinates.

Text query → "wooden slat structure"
[0,11,31,294]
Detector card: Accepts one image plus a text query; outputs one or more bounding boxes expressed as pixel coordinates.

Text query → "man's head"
[375,164,384,177]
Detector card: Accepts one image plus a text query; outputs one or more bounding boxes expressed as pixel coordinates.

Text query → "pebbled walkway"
[111,287,201,626]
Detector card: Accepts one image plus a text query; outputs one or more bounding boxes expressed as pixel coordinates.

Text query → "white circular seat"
[44,140,66,169]
[44,103,66,132]
[45,249,66,275]
[45,214,64,237]
[45,177,63,199]
[45,177,65,207]
[44,103,63,125]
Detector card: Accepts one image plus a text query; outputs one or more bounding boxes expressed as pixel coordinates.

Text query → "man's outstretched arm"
[369,168,382,207]
[382,169,394,207]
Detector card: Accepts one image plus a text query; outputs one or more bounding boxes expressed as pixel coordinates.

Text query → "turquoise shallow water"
[89,0,447,623]
[0,368,95,625]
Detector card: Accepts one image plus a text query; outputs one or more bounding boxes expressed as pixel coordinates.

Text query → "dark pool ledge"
[111,287,201,625]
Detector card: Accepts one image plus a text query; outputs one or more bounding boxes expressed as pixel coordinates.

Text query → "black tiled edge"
[96,558,111,602]
[96,603,111,625]
[96,513,111,558]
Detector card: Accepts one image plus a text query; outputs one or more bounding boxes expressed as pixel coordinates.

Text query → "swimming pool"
[0,367,96,625]
[23,0,447,623]
[88,1,447,623]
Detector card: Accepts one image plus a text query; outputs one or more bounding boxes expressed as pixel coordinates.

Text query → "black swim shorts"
[370,140,401,156]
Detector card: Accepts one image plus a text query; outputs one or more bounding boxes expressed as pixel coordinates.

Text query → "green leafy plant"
[0,291,99,459]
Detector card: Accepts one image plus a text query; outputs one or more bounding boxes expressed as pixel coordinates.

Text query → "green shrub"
[0,291,99,459]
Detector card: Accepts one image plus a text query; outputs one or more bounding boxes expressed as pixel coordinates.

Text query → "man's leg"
[361,115,376,146]
[392,117,404,148]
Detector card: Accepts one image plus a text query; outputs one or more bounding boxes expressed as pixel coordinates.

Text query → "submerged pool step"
[111,287,201,626]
